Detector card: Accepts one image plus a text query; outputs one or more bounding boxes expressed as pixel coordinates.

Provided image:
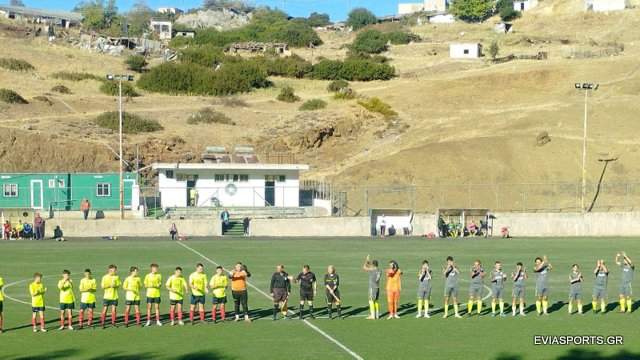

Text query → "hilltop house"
[150,18,173,40]
[450,43,482,59]
[398,0,448,15]
[157,7,184,15]
[585,0,628,11]
[513,0,539,11]
[0,5,82,28]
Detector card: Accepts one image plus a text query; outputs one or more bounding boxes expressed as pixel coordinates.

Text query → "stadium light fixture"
[575,82,599,213]
[106,74,135,220]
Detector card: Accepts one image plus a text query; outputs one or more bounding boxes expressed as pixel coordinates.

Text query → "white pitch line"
[176,241,365,360]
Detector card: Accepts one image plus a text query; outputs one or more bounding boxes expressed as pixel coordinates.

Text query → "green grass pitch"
[0,237,639,360]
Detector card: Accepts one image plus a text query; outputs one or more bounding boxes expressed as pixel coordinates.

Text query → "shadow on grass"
[10,349,234,360]
[557,349,640,360]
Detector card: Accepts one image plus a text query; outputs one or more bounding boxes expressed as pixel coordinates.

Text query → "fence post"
[364,188,369,216]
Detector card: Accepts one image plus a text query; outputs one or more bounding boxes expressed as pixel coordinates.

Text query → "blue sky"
[5,0,399,21]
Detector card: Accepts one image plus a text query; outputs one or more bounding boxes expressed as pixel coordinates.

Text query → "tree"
[489,40,499,59]
[125,54,148,72]
[202,0,254,12]
[9,0,26,6]
[496,0,521,21]
[75,1,107,30]
[351,29,388,54]
[126,0,154,36]
[104,0,119,26]
[307,12,331,27]
[346,8,377,31]
[450,0,494,23]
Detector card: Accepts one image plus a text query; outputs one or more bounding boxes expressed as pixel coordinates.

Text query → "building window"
[463,49,469,54]
[215,174,225,182]
[48,179,55,188]
[3,184,18,197]
[166,170,174,179]
[233,174,239,182]
[278,175,286,182]
[58,179,65,188]
[239,174,249,182]
[96,183,111,197]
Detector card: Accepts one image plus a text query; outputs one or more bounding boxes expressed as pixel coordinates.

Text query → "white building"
[157,7,184,15]
[513,0,538,11]
[585,0,628,11]
[398,0,448,15]
[449,43,482,59]
[150,19,172,40]
[153,162,309,209]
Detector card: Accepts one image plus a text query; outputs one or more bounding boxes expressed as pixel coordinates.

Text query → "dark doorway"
[187,180,196,207]
[265,181,275,206]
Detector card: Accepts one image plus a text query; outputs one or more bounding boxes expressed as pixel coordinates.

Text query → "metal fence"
[330,182,640,216]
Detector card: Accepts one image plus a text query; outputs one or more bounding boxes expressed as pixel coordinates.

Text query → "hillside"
[1,0,640,212]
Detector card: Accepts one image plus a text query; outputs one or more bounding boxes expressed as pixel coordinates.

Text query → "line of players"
[0,252,634,333]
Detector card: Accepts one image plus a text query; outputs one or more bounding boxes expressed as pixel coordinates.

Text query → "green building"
[0,173,137,210]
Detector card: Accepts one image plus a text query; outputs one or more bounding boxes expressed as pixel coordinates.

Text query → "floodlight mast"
[575,82,599,213]
[106,74,135,220]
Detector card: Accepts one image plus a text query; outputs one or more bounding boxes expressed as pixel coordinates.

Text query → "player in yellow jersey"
[144,263,162,327]
[0,274,5,333]
[209,266,229,323]
[123,266,143,327]
[166,267,188,326]
[58,270,75,331]
[189,263,208,324]
[78,269,97,329]
[29,272,47,332]
[100,264,121,328]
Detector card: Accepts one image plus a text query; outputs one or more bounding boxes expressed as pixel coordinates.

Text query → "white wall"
[590,0,627,11]
[450,43,482,59]
[398,3,424,15]
[425,0,448,12]
[513,0,538,11]
[158,169,301,208]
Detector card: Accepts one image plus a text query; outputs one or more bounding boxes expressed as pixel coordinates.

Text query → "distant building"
[398,0,448,15]
[157,7,184,15]
[450,43,482,59]
[0,5,82,28]
[0,173,138,211]
[150,19,173,40]
[513,0,538,11]
[174,30,196,38]
[585,0,628,11]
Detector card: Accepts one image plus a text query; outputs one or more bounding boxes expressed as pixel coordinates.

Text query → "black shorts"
[191,295,206,305]
[326,289,341,303]
[170,299,183,306]
[232,290,248,302]
[80,302,96,310]
[103,299,118,307]
[126,300,141,306]
[212,296,227,304]
[60,303,75,310]
[0,301,3,312]
[146,297,161,304]
[300,291,314,302]
[272,288,288,303]
[32,306,45,313]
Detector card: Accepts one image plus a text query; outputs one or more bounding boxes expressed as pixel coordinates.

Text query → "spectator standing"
[379,214,387,237]
[81,199,91,220]
[243,217,251,236]
[220,209,230,232]
[169,223,178,240]
[34,213,45,240]
[3,221,11,240]
[16,220,24,240]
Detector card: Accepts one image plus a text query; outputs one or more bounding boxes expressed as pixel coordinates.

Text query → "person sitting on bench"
[53,225,65,241]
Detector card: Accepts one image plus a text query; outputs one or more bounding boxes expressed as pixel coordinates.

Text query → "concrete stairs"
[164,207,307,220]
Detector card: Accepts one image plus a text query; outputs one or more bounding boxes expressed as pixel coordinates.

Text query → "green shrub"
[384,31,420,45]
[333,88,356,100]
[187,108,235,125]
[347,8,377,31]
[351,30,388,54]
[312,59,395,81]
[95,111,163,133]
[358,97,397,117]
[299,98,327,111]
[50,71,101,81]
[327,79,349,92]
[99,81,141,97]
[276,86,300,102]
[307,12,331,27]
[138,61,270,96]
[51,85,72,94]
[125,55,148,72]
[0,58,35,72]
[497,0,521,21]
[179,45,228,67]
[0,89,28,104]
[251,55,313,79]
[451,0,494,22]
[218,96,248,107]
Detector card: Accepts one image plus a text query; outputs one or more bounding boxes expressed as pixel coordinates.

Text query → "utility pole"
[106,74,134,220]
[574,82,599,213]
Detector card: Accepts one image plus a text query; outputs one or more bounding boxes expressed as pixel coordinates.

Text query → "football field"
[0,236,638,360]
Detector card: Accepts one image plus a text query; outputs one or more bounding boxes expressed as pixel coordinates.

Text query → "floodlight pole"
[118,77,124,220]
[575,83,598,213]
